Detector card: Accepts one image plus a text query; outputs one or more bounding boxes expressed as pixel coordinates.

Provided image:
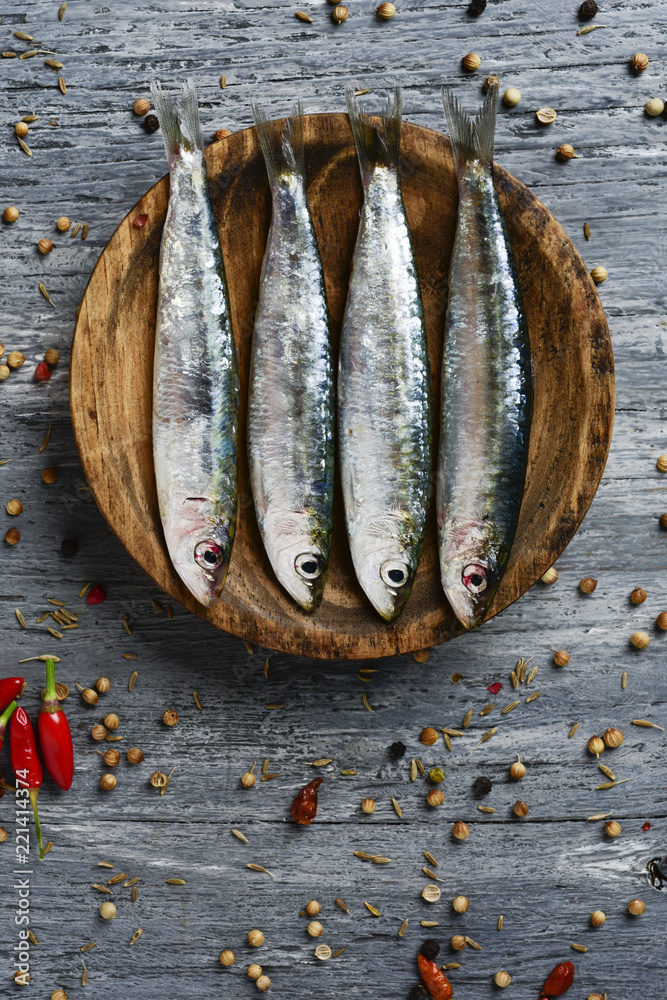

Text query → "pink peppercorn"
[86,584,106,605]
[34,362,52,382]
[643,821,651,832]
[488,682,503,695]
[133,214,148,228]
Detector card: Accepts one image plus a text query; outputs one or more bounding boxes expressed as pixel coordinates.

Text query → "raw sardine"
[339,88,432,621]
[151,79,239,606]
[438,83,532,629]
[248,103,334,611]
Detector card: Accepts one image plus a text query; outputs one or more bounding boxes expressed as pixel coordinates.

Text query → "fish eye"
[462,563,488,595]
[194,540,225,572]
[380,559,410,589]
[295,553,323,580]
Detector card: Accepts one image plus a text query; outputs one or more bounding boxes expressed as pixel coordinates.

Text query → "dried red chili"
[0,700,18,751]
[417,953,452,1000]
[34,362,52,382]
[38,658,73,790]
[542,961,574,997]
[0,677,24,713]
[86,584,106,605]
[291,778,322,825]
[10,706,44,859]
[488,681,503,695]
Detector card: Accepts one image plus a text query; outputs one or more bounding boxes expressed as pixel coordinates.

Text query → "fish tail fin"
[150,78,203,164]
[251,101,306,186]
[345,86,402,182]
[442,81,498,173]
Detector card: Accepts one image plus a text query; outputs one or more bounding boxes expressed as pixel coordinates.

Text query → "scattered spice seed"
[2,51,17,58]
[98,861,114,868]
[71,222,82,238]
[14,31,35,40]
[80,943,96,952]
[413,648,430,663]
[497,914,504,930]
[584,222,591,240]
[443,732,452,752]
[410,758,417,781]
[59,3,67,18]
[132,886,138,902]
[569,722,581,739]
[27,931,38,945]
[510,671,518,689]
[82,223,89,240]
[128,670,139,690]
[571,942,588,952]
[599,763,615,780]
[631,719,664,729]
[501,700,520,714]
[480,703,494,716]
[596,779,628,790]
[295,11,313,21]
[122,614,132,635]
[311,758,333,766]
[231,829,249,843]
[526,690,541,703]
[265,703,283,709]
[462,708,473,728]
[364,901,381,916]
[108,872,128,884]
[43,841,53,856]
[621,672,628,690]
[587,812,612,821]
[332,948,346,958]
[415,758,424,775]
[423,867,442,881]
[466,936,482,950]
[92,883,113,894]
[124,877,141,887]
[526,665,538,684]
[577,23,606,34]
[152,601,164,612]
[15,609,27,628]
[474,726,497,749]
[340,769,357,775]
[478,805,496,813]
[166,878,186,885]
[82,961,88,985]
[263,659,269,678]
[443,962,461,970]
[45,58,64,69]
[362,692,372,711]
[246,864,274,877]
[398,918,409,937]
[392,797,402,817]
[335,897,349,913]
[129,928,143,946]
[58,77,66,94]
[423,850,438,867]
[261,773,280,781]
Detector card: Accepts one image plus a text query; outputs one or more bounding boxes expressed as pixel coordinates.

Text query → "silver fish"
[339,88,432,621]
[151,79,239,607]
[247,103,334,611]
[438,83,532,629]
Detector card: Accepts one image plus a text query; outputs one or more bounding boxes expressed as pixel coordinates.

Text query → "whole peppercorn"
[38,238,53,254]
[214,128,232,141]
[541,566,558,584]
[42,467,57,483]
[104,713,120,731]
[630,630,650,649]
[15,122,29,138]
[627,898,646,916]
[483,74,500,94]
[361,797,376,814]
[127,747,144,764]
[452,895,469,913]
[5,528,20,545]
[579,0,598,18]
[144,114,160,133]
[133,98,151,115]
[553,650,570,666]
[389,740,406,758]
[248,929,265,947]
[0,827,9,841]
[56,217,71,232]
[256,976,271,992]
[510,756,526,780]
[305,900,321,916]
[631,52,649,72]
[163,709,179,726]
[603,727,623,748]
[588,735,605,758]
[513,800,529,817]
[95,676,111,693]
[219,949,235,966]
[0,365,10,381]
[468,0,487,13]
[80,687,99,705]
[656,612,667,630]
[7,351,26,368]
[495,971,511,988]
[150,771,167,788]
[35,363,52,383]
[99,901,117,920]
[605,820,621,838]
[45,348,60,366]
[503,88,521,107]
[307,920,323,937]
[241,770,256,788]
[61,538,78,557]
[100,773,117,791]
[376,2,396,18]
[91,724,107,741]
[450,934,467,951]
[332,4,348,21]
[590,910,606,927]
[426,789,445,807]
[657,454,667,473]
[420,939,440,961]
[3,206,19,223]
[103,748,121,767]
[247,964,262,980]
[579,576,597,592]
[462,52,481,72]
[452,820,469,840]
[645,98,664,117]
[660,513,667,529]
[6,499,23,516]
[51,990,68,1000]
[473,775,492,795]
[419,727,438,745]
[557,143,579,162]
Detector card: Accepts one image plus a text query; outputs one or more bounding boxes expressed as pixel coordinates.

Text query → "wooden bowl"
[70,113,614,660]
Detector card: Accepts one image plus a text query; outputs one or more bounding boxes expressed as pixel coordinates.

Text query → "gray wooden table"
[1,0,666,997]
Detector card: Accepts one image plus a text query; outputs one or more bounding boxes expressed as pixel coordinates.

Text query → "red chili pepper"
[86,584,106,605]
[38,658,73,791]
[10,706,44,860]
[542,961,575,997]
[0,700,18,751]
[34,362,52,382]
[291,778,322,825]
[0,676,24,713]
[417,953,453,1000]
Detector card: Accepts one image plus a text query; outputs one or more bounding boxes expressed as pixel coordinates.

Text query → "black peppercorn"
[408,988,427,1000]
[389,740,406,758]
[419,939,440,961]
[61,538,78,557]
[468,0,486,13]
[473,775,493,795]
[144,114,160,133]
[578,0,598,18]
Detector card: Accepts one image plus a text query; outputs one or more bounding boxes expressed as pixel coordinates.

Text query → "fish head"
[164,498,233,607]
[268,536,329,612]
[441,534,500,629]
[354,537,417,622]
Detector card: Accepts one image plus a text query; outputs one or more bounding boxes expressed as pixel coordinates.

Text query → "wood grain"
[70,114,614,659]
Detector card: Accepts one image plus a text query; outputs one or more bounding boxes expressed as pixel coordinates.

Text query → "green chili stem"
[29,787,44,860]
[43,657,57,702]
[0,699,17,732]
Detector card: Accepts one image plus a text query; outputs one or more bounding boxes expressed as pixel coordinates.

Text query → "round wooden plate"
[70,113,614,660]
